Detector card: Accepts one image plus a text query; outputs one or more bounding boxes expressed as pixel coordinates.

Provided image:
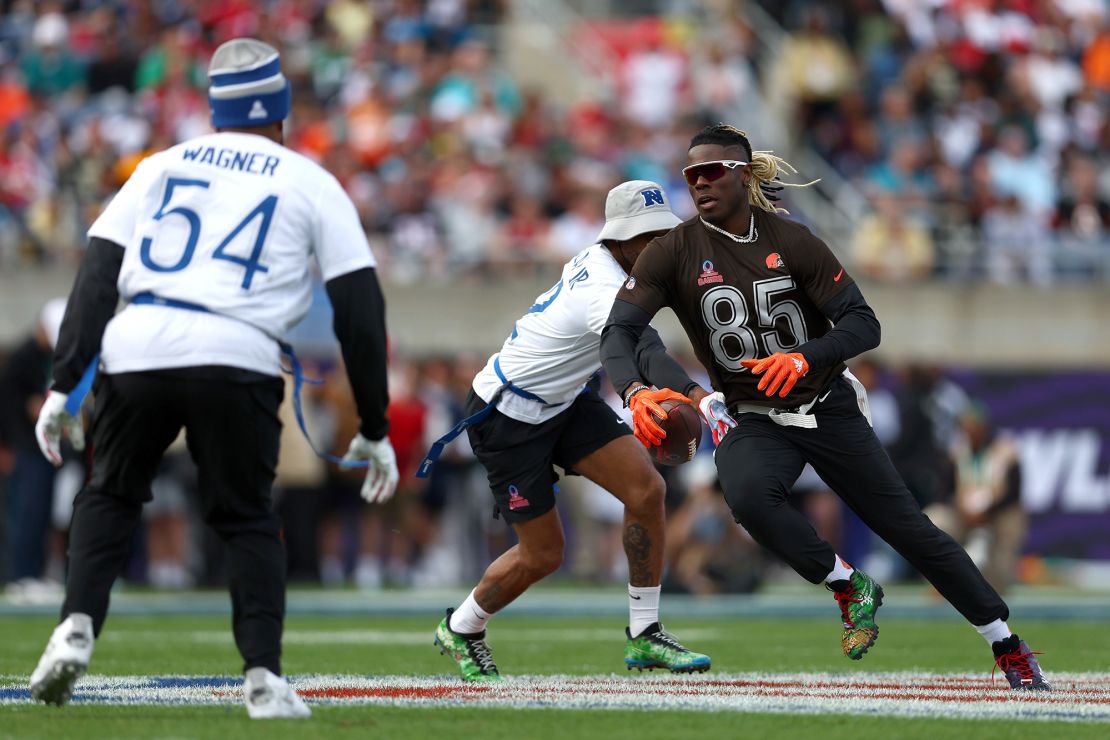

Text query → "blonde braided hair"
[690,124,819,215]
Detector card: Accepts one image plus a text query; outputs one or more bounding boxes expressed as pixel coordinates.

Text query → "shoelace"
[468,639,498,674]
[992,647,1043,685]
[648,630,686,651]
[833,589,862,628]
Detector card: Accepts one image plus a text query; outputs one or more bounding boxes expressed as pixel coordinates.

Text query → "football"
[652,399,702,466]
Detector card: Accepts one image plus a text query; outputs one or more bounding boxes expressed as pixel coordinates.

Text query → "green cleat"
[434,608,502,682]
[829,569,884,660]
[624,623,711,673]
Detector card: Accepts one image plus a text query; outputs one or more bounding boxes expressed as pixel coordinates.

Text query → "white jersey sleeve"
[313,171,377,281]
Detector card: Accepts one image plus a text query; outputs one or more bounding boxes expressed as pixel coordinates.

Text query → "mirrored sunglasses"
[681,160,748,186]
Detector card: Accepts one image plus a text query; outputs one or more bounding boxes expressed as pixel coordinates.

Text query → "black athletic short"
[464,387,630,525]
[86,366,283,516]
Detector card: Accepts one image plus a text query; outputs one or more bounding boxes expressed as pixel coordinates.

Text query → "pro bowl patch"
[698,260,723,286]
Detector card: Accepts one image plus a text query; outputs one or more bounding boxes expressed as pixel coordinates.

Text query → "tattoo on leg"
[623,522,654,587]
[477,583,509,613]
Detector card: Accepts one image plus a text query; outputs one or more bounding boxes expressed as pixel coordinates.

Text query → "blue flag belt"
[66,292,367,468]
[417,354,550,479]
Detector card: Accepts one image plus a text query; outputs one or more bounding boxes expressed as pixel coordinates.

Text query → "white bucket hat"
[596,180,682,242]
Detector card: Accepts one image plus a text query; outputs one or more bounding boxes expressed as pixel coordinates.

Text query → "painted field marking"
[98,628,727,645]
[1,673,1108,722]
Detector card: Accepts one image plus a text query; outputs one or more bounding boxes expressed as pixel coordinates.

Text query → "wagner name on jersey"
[89,131,375,377]
[472,244,632,424]
[616,209,851,409]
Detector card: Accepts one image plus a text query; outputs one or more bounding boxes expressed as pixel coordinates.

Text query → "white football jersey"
[90,131,375,376]
[472,243,629,424]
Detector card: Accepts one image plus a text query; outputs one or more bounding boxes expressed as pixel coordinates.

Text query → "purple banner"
[950,370,1110,560]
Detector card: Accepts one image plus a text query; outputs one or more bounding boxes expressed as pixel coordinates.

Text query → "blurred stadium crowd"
[0,0,1106,283]
[0,0,1105,596]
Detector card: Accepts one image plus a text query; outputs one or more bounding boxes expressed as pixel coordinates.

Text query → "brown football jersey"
[617,209,852,408]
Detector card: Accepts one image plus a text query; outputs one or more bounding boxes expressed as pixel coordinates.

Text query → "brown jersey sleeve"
[787,226,853,310]
[615,235,675,315]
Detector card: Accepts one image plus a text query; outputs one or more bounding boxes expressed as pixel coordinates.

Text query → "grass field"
[2,588,1109,739]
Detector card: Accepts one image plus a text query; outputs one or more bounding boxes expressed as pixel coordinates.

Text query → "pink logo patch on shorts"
[508,485,530,511]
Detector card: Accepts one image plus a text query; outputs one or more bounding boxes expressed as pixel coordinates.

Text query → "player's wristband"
[623,383,651,408]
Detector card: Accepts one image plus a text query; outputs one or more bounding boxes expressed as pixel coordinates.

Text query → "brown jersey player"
[599,124,1047,690]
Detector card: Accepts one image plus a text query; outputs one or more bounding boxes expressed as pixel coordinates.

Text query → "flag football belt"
[730,399,821,429]
[729,369,872,430]
[415,386,506,479]
[417,356,581,479]
[493,354,549,404]
[65,292,369,469]
[416,353,552,478]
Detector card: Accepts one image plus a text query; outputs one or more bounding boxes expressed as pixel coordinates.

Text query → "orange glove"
[740,353,809,398]
[626,387,693,447]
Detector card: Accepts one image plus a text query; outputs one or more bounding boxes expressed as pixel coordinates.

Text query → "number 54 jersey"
[90,131,375,376]
[615,211,851,409]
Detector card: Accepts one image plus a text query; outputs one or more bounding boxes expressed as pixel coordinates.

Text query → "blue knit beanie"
[207,38,291,129]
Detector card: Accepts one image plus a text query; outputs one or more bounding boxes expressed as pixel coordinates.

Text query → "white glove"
[35,391,85,466]
[698,391,737,446]
[341,433,399,504]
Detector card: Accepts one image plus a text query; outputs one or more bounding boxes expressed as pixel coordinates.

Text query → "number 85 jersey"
[91,131,375,376]
[615,211,851,409]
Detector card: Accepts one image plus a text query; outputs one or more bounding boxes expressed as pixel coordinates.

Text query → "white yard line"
[2,672,1108,722]
[99,628,727,645]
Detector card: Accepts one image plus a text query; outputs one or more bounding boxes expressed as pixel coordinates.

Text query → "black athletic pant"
[61,367,286,674]
[714,376,1008,626]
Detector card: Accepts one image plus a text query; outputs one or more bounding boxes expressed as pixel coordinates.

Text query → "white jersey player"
[430,180,713,681]
[92,130,374,377]
[30,38,397,718]
[472,241,647,424]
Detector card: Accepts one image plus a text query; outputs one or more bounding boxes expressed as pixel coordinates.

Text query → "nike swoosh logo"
[630,595,642,600]
[834,268,844,282]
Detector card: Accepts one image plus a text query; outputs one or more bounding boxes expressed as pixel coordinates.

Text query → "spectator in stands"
[926,404,1026,594]
[982,194,1053,285]
[852,191,936,282]
[888,365,956,513]
[430,38,521,123]
[0,299,66,598]
[622,36,687,130]
[664,457,764,596]
[1082,25,1110,91]
[987,125,1056,219]
[545,191,607,263]
[145,443,194,590]
[766,5,855,131]
[691,37,761,128]
[495,194,549,275]
[21,13,84,97]
[1054,156,1110,243]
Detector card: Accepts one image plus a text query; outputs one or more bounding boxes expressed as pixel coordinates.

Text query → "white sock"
[628,585,661,637]
[975,619,1012,646]
[449,589,492,635]
[824,555,855,584]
